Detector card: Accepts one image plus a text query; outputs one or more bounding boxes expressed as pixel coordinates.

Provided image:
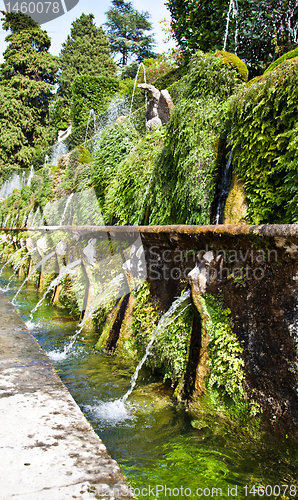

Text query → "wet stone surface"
[0,291,133,500]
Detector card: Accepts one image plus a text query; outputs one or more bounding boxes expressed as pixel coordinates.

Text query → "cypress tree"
[0,12,58,178]
[57,13,117,120]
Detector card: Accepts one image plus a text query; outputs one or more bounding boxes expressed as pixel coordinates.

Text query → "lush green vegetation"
[199,294,245,402]
[149,51,243,225]
[264,46,298,74]
[166,0,298,75]
[229,56,298,223]
[93,119,139,223]
[0,12,58,176]
[56,13,117,123]
[71,75,119,127]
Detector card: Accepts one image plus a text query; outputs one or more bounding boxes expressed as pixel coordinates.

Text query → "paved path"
[0,291,133,500]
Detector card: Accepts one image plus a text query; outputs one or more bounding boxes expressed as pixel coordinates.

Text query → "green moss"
[77,145,93,164]
[150,300,194,386]
[123,283,193,387]
[264,46,298,74]
[93,299,117,336]
[215,50,249,82]
[130,281,160,357]
[229,57,298,223]
[58,274,81,319]
[223,173,248,224]
[199,294,245,402]
[95,300,120,350]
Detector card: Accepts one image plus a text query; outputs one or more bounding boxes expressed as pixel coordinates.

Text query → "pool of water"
[1,268,297,500]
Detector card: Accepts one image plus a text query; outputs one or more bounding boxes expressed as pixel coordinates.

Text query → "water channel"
[1,267,297,499]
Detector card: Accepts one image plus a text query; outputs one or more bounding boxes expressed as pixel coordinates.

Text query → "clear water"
[1,268,298,499]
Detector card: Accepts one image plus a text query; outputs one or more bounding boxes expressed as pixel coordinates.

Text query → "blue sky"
[0,0,176,63]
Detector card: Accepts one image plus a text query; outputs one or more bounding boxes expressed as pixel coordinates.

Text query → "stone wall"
[2,224,298,439]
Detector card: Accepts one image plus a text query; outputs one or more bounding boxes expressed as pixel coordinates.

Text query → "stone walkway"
[0,291,133,499]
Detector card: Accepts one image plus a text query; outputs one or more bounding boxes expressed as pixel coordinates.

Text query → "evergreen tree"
[57,13,117,120]
[0,12,58,177]
[105,0,155,65]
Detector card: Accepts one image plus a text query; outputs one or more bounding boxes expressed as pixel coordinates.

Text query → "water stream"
[129,62,147,121]
[0,245,25,276]
[223,0,239,53]
[123,290,191,402]
[84,109,96,147]
[60,192,74,225]
[1,267,297,498]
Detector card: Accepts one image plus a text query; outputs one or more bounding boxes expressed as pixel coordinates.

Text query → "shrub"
[71,75,119,127]
[149,51,242,225]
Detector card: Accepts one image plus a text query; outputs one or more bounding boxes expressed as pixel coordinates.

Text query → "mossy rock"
[215,50,249,82]
[223,173,248,224]
[264,46,298,75]
[76,145,93,164]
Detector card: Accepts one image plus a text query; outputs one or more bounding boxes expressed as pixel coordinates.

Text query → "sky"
[0,0,176,63]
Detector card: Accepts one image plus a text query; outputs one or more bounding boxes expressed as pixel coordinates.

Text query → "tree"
[166,0,298,74]
[0,12,58,176]
[57,13,117,121]
[105,0,156,65]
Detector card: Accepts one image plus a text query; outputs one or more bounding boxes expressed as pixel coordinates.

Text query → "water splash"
[92,96,130,152]
[223,0,239,53]
[26,166,34,187]
[12,214,19,228]
[122,290,191,402]
[29,259,81,320]
[0,240,14,259]
[25,208,34,227]
[31,208,40,228]
[0,167,34,201]
[84,109,96,147]
[5,247,37,288]
[2,215,10,228]
[129,62,147,121]
[0,245,25,276]
[50,140,68,166]
[60,193,74,226]
[12,251,56,304]
[84,399,134,424]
